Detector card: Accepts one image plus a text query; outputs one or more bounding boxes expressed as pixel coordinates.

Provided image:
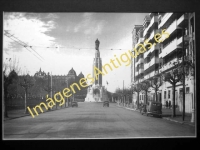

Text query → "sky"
[3,12,148,93]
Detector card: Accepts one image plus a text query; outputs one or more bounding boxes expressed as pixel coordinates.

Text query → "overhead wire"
[4,33,44,62]
[4,30,44,61]
[4,30,131,56]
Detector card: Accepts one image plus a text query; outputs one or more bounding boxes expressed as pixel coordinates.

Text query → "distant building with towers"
[34,67,87,101]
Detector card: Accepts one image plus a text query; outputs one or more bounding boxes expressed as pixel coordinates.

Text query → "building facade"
[131,13,195,113]
[34,67,87,101]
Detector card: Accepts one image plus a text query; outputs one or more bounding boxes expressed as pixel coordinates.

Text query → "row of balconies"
[135,57,144,66]
[134,13,190,79]
[158,13,173,29]
[136,37,144,47]
[177,13,189,28]
[144,44,160,59]
[139,78,145,83]
[149,29,161,41]
[143,16,158,38]
[161,14,188,42]
[137,58,184,81]
[144,57,159,71]
[138,13,187,49]
[135,64,144,76]
[144,71,155,80]
[159,58,182,73]
[159,38,182,58]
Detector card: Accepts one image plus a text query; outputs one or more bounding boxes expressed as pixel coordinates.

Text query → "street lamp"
[132,81,142,109]
[20,74,34,114]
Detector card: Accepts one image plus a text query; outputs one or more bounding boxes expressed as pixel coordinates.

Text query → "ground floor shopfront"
[132,76,195,113]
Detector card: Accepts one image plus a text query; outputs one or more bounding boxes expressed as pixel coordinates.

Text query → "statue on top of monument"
[95,38,100,50]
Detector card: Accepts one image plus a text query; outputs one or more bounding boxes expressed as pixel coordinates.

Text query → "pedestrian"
[169,101,171,109]
[166,100,168,109]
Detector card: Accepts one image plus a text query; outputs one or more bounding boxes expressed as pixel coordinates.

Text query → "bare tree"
[141,80,151,105]
[149,75,163,102]
[163,62,182,117]
[4,56,21,76]
[132,82,142,109]
[3,70,18,117]
[3,56,21,117]
[20,74,34,114]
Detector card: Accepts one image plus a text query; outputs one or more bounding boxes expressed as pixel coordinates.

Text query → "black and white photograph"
[2,11,196,139]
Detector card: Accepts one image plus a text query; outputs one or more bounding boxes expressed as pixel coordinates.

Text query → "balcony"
[138,57,144,64]
[149,29,161,41]
[144,71,155,80]
[139,78,144,83]
[135,70,139,76]
[136,38,144,46]
[143,16,158,38]
[158,13,173,29]
[144,62,149,71]
[139,67,144,74]
[135,60,139,67]
[177,36,183,46]
[177,35,192,47]
[159,38,181,58]
[159,58,182,73]
[165,20,179,37]
[149,43,160,53]
[144,57,159,71]
[144,49,151,59]
[149,57,159,67]
[177,13,188,27]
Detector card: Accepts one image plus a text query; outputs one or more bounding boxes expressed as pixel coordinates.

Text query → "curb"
[162,117,195,127]
[4,106,70,121]
[116,104,139,112]
[116,105,195,127]
[4,114,30,121]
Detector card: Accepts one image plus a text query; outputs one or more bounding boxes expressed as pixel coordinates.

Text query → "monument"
[85,39,108,102]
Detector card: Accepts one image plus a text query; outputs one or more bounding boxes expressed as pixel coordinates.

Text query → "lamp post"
[66,79,69,107]
[181,27,195,122]
[123,80,124,106]
[182,28,186,121]
[20,74,34,114]
[44,72,52,110]
[132,81,142,110]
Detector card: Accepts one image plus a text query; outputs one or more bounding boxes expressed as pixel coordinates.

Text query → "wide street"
[4,102,195,139]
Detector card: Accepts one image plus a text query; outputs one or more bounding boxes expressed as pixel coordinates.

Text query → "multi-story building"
[33,67,87,100]
[131,13,195,113]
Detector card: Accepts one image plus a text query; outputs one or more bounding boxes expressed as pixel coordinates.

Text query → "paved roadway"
[4,102,195,139]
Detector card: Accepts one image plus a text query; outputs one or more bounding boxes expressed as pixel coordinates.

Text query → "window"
[186,87,190,93]
[168,90,170,99]
[179,88,183,98]
[164,91,166,99]
[190,17,194,33]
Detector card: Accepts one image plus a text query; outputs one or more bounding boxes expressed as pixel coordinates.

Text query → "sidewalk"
[162,107,195,127]
[116,103,195,127]
[4,105,70,121]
